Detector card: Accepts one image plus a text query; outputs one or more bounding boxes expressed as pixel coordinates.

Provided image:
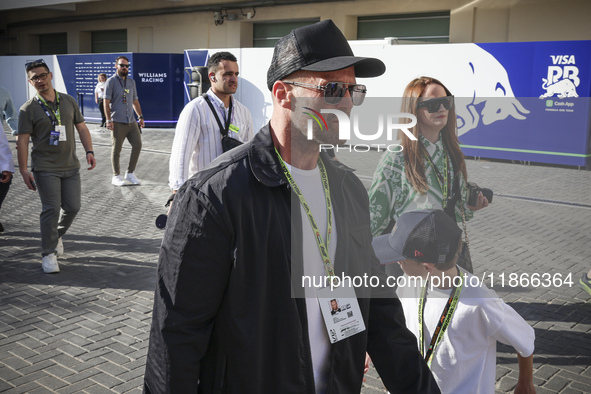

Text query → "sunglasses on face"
[417,96,454,113]
[117,63,130,68]
[282,81,367,106]
[29,73,50,83]
[25,58,47,70]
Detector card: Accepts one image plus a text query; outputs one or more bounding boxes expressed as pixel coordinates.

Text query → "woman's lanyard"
[36,91,61,126]
[424,147,451,203]
[275,149,335,278]
[418,268,463,368]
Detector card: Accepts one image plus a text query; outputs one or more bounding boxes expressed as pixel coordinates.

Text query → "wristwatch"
[138,115,144,119]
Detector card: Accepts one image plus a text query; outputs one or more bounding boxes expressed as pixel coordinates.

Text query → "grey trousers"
[34,169,81,256]
[111,122,142,176]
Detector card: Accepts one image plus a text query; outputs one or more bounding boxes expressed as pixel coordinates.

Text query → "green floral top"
[368,134,474,236]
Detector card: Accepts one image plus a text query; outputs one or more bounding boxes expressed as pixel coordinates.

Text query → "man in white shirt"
[0,86,19,135]
[0,122,15,233]
[168,51,254,194]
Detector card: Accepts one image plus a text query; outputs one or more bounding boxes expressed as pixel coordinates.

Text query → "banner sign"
[56,53,184,128]
[184,42,591,166]
[459,41,591,166]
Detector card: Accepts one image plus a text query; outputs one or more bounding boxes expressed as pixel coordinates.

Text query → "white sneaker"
[56,237,64,257]
[125,172,141,185]
[42,253,60,274]
[112,175,127,186]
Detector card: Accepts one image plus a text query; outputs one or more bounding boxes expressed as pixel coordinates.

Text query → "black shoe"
[0,222,4,233]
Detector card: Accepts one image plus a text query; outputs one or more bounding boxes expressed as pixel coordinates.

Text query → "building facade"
[1,0,591,56]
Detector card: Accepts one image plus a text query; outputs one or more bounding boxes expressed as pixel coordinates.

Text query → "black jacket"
[143,125,438,394]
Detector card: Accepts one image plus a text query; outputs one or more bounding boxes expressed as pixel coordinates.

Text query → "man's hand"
[363,353,371,382]
[139,118,145,128]
[166,192,176,215]
[0,171,12,183]
[20,170,36,191]
[106,120,114,130]
[86,153,96,170]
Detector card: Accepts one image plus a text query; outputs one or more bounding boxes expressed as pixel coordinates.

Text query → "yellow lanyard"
[418,269,463,368]
[276,149,335,278]
[424,148,450,202]
[36,91,61,126]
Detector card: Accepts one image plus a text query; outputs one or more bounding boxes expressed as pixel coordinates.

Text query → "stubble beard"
[36,84,50,95]
[292,119,343,148]
[225,83,237,95]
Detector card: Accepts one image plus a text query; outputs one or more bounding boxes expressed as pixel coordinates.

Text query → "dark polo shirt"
[18,91,84,172]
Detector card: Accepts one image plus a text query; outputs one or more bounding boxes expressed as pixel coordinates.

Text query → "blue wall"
[461,41,591,166]
[56,53,184,128]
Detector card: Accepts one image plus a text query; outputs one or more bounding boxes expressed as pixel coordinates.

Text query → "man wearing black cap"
[373,209,535,394]
[144,20,438,394]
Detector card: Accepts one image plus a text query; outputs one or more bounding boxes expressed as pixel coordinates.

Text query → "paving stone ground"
[1,124,590,393]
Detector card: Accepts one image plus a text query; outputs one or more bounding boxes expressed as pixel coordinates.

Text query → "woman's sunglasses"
[282,81,367,106]
[417,96,454,113]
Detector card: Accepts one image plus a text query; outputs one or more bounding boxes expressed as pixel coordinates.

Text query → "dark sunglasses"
[417,96,454,113]
[283,81,367,106]
[25,58,47,70]
[117,63,130,68]
[29,73,50,83]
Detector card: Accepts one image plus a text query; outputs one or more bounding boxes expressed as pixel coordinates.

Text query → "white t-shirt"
[95,81,106,99]
[290,163,337,394]
[396,270,535,394]
[168,89,254,191]
[0,122,15,173]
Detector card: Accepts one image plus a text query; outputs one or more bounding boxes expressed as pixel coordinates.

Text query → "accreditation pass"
[56,125,67,141]
[317,285,366,344]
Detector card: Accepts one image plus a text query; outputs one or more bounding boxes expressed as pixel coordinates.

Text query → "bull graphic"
[357,43,530,137]
[539,78,579,99]
[441,47,530,137]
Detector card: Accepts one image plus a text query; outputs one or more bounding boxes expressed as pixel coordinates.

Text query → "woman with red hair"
[369,76,489,237]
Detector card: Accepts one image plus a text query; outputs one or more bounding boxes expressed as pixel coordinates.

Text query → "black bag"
[203,94,243,153]
[456,240,473,274]
[155,194,175,229]
[446,151,474,274]
[221,135,243,152]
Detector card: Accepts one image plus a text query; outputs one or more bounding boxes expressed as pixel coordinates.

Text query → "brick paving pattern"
[1,125,590,393]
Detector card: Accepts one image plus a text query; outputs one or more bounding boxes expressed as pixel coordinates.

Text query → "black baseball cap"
[266,19,386,91]
[372,210,462,265]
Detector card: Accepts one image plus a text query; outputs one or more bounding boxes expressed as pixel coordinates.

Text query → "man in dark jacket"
[143,20,439,394]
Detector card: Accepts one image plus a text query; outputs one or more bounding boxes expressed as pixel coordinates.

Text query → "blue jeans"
[34,169,81,256]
